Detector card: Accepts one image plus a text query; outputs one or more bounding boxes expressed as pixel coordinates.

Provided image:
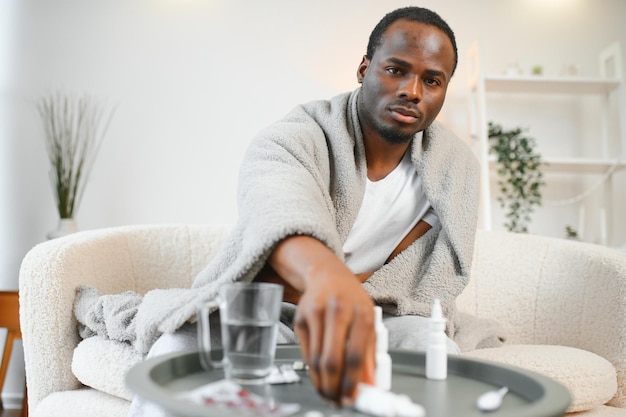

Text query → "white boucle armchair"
[18,224,626,417]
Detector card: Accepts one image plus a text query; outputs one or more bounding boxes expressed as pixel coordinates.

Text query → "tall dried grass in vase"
[38,92,114,230]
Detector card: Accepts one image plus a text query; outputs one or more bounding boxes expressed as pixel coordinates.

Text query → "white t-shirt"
[343,138,438,274]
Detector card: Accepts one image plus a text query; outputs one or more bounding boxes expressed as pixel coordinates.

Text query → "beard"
[373,120,416,144]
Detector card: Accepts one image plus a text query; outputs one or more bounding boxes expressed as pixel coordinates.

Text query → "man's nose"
[398,76,422,101]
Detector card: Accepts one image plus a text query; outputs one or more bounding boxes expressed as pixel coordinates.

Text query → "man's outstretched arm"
[265,235,376,406]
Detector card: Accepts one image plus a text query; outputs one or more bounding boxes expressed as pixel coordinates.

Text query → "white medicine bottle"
[373,306,392,390]
[426,298,447,380]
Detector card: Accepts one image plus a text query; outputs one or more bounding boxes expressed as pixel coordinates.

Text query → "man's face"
[357,20,455,144]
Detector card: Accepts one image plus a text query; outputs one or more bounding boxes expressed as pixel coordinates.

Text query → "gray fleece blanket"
[75,88,503,354]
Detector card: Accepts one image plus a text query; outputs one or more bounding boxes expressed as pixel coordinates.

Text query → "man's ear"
[357,55,370,84]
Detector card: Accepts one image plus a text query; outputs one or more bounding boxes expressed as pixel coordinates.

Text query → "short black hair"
[366,7,458,76]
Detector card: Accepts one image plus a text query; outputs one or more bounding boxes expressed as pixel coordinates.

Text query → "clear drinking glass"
[198,282,283,384]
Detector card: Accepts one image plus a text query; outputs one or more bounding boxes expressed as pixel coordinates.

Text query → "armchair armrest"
[460,230,626,407]
[19,223,230,410]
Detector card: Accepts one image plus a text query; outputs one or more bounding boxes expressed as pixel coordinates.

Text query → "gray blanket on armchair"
[75,88,505,354]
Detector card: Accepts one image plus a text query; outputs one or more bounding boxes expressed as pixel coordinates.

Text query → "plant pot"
[47,218,77,240]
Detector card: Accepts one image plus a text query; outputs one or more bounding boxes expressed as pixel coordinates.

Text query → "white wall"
[2,0,625,407]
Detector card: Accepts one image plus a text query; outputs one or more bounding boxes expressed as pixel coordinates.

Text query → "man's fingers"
[294,302,323,394]
[341,304,375,403]
[318,297,351,403]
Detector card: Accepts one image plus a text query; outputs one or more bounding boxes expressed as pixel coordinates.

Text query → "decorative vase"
[47,218,78,240]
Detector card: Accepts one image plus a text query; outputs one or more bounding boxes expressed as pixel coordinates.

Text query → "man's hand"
[295,264,376,404]
[268,235,376,405]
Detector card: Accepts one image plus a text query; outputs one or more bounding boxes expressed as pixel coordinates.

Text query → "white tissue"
[354,383,425,417]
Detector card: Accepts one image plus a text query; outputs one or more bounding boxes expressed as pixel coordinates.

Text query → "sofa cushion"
[72,336,144,401]
[35,388,129,417]
[462,344,617,413]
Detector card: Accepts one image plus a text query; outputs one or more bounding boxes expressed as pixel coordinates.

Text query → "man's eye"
[386,67,400,75]
[425,78,440,86]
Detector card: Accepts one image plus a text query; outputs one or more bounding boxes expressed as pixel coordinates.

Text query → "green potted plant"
[488,122,545,233]
[38,92,114,239]
[565,225,579,240]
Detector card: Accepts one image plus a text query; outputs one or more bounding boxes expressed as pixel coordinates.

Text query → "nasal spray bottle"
[374,306,392,390]
[353,307,425,417]
[426,298,447,380]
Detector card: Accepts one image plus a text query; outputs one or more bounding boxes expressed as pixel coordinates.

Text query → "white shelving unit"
[467,42,626,245]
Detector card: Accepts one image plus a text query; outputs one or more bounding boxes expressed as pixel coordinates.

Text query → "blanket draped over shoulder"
[75,88,503,355]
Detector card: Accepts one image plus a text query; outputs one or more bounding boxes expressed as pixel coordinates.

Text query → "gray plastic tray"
[126,345,571,417]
